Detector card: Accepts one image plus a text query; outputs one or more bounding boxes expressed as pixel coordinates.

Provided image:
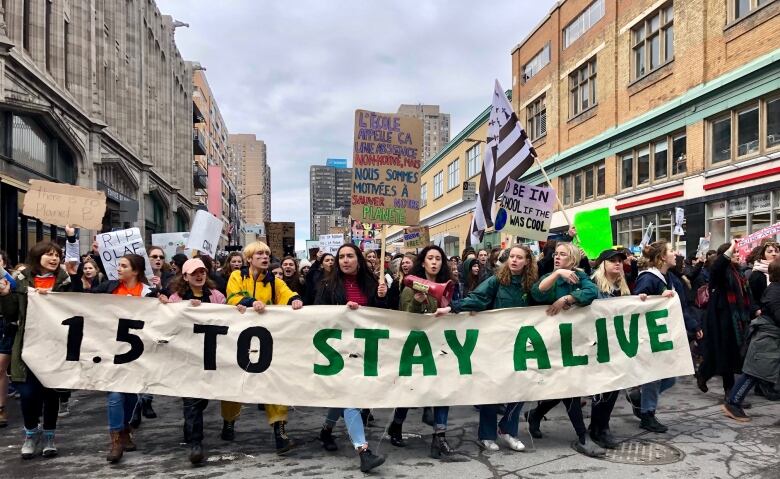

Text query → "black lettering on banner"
[114,318,145,364]
[194,324,229,370]
[61,316,84,361]
[237,326,273,373]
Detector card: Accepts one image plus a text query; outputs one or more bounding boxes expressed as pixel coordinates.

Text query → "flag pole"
[533,154,572,228]
[379,224,387,285]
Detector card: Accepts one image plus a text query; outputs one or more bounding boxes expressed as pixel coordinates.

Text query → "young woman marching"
[314,243,387,473]
[393,245,458,460]
[224,241,303,454]
[461,257,482,296]
[387,252,416,309]
[526,242,603,457]
[0,240,77,458]
[281,256,306,297]
[632,240,699,433]
[437,244,537,452]
[303,252,334,305]
[218,252,245,295]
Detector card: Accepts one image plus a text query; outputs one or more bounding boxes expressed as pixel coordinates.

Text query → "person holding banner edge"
[313,243,387,473]
[526,242,603,457]
[223,240,303,454]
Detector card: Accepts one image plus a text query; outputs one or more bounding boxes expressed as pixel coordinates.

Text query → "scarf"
[725,263,751,347]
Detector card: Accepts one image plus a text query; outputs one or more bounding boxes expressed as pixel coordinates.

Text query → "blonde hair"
[496,244,538,291]
[591,260,630,296]
[243,241,271,261]
[555,242,582,270]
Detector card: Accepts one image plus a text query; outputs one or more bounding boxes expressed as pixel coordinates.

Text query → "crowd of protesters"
[0,226,778,473]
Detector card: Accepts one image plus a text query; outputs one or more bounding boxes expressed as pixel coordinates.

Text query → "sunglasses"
[149,255,165,260]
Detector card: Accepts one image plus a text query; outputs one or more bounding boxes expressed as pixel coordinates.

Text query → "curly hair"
[495,244,538,291]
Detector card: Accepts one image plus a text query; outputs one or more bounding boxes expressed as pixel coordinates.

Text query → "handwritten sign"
[318,234,345,255]
[403,226,430,248]
[350,110,423,226]
[97,227,153,280]
[152,232,193,260]
[494,179,555,241]
[186,211,223,257]
[22,180,106,229]
[265,222,295,259]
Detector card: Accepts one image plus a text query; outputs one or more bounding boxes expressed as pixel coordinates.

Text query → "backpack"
[695,284,710,309]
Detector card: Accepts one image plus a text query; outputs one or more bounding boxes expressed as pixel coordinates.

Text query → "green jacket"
[400,285,438,313]
[9,268,72,382]
[457,275,532,312]
[531,270,598,306]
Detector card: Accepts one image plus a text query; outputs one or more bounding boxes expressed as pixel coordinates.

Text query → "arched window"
[8,113,76,184]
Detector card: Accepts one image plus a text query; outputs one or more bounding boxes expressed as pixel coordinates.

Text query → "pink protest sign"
[738,222,780,257]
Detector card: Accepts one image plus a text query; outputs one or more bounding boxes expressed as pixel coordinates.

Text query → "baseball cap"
[182,258,207,276]
[595,249,627,267]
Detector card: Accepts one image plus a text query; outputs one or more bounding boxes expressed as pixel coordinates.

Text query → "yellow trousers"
[220,402,288,425]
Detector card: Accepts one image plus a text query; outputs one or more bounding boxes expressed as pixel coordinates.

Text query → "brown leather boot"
[106,431,124,463]
[120,426,137,452]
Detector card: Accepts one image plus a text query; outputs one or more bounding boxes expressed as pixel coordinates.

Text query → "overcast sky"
[158,0,557,250]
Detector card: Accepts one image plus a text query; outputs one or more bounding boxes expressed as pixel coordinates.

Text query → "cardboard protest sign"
[27,293,693,408]
[152,232,193,260]
[574,208,613,259]
[403,226,430,248]
[265,222,295,259]
[351,110,423,226]
[96,228,153,280]
[186,210,223,257]
[738,222,780,258]
[22,180,106,229]
[493,179,555,241]
[318,234,344,255]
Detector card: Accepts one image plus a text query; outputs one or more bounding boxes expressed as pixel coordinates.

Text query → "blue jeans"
[107,392,140,432]
[325,408,366,448]
[393,407,449,432]
[728,374,757,406]
[478,402,523,440]
[640,378,676,413]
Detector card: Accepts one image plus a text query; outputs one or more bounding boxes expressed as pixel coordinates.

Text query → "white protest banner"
[186,210,223,257]
[25,293,693,407]
[96,228,153,280]
[318,234,344,255]
[738,221,780,258]
[22,180,107,230]
[494,179,555,241]
[152,232,193,259]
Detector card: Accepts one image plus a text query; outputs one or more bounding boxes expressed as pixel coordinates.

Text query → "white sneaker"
[21,429,42,459]
[478,439,499,451]
[497,433,525,451]
[58,401,70,418]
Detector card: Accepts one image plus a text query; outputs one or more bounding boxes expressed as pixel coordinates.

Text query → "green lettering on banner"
[560,323,588,367]
[595,317,610,363]
[399,331,437,376]
[354,328,390,376]
[444,329,479,375]
[513,326,551,371]
[646,309,673,352]
[615,314,639,358]
[313,329,344,376]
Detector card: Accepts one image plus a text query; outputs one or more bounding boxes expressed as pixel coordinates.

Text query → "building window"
[22,0,31,52]
[707,192,780,246]
[617,210,674,251]
[45,1,53,72]
[64,20,71,90]
[621,132,687,190]
[523,43,551,81]
[527,94,547,141]
[447,159,460,191]
[561,160,606,206]
[433,171,443,198]
[708,96,779,165]
[421,183,428,207]
[467,144,480,178]
[569,58,597,117]
[563,0,605,48]
[732,0,775,21]
[631,3,674,80]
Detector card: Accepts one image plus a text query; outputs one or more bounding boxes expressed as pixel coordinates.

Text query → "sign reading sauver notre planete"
[350,110,423,226]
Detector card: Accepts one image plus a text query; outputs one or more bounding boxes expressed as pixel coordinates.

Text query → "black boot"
[639,411,668,433]
[220,420,235,441]
[273,421,296,454]
[388,421,406,447]
[319,426,338,451]
[358,447,385,473]
[525,409,543,439]
[430,433,454,459]
[421,407,434,426]
[189,442,204,465]
[129,404,142,429]
[141,398,157,419]
[626,389,642,419]
[360,409,375,427]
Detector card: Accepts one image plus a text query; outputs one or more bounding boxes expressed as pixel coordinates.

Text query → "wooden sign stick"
[533,154,572,228]
[379,224,388,284]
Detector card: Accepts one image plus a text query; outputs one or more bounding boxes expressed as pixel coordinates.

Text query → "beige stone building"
[0,0,197,262]
[229,133,271,228]
[397,104,451,163]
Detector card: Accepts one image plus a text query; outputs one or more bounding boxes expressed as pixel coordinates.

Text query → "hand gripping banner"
[23,292,694,408]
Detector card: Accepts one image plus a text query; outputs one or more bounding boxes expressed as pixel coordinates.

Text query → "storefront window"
[706,193,780,245]
[658,210,673,242]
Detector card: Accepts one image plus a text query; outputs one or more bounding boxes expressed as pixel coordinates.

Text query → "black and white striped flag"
[469,80,536,246]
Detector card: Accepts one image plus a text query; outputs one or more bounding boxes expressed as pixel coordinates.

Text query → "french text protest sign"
[737,222,780,258]
[96,228,153,280]
[186,211,223,257]
[318,234,344,255]
[403,226,430,249]
[351,110,423,226]
[493,179,555,241]
[22,180,106,230]
[152,232,193,260]
[25,293,693,407]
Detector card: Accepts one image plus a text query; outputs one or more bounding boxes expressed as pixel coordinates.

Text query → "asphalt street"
[1,376,778,478]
